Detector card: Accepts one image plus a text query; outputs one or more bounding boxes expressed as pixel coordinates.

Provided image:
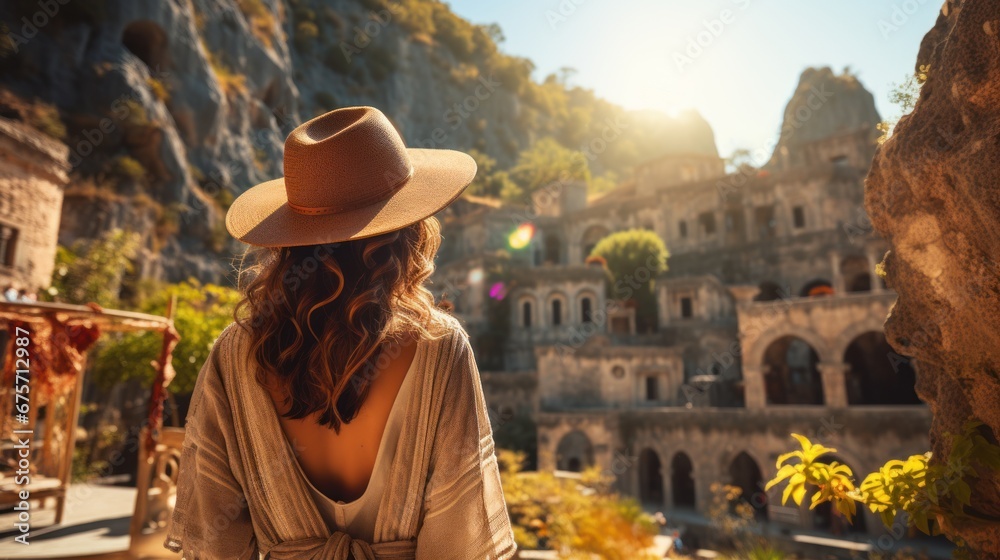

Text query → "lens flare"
[468,268,485,284]
[489,282,508,301]
[508,223,535,249]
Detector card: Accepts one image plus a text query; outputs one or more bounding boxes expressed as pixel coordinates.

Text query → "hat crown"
[282,107,413,214]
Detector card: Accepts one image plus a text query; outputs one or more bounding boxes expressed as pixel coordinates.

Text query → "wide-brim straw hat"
[225,106,477,247]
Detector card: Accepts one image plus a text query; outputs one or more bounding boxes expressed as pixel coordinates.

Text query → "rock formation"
[769,66,881,170]
[0,0,716,282]
[865,0,1000,555]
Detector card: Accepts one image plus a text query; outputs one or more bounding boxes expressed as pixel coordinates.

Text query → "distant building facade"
[0,118,69,294]
[433,122,931,537]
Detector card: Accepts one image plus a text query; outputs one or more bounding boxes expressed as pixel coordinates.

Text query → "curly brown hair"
[233,217,450,432]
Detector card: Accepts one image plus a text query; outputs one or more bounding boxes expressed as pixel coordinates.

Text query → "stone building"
[0,118,69,294]
[432,73,931,539]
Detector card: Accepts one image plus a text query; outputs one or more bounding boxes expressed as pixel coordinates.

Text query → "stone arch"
[843,331,920,405]
[581,224,611,260]
[670,452,696,508]
[728,451,768,520]
[762,335,824,405]
[841,255,871,293]
[746,327,830,368]
[545,291,569,327]
[638,448,664,505]
[576,289,598,324]
[122,20,170,70]
[556,430,593,472]
[515,292,537,328]
[800,278,834,297]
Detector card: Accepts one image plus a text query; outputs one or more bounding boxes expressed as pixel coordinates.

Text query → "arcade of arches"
[535,409,929,537]
[738,292,918,409]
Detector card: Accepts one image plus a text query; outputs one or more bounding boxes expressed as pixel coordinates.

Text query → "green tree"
[89,280,241,395]
[465,149,520,200]
[510,137,591,194]
[47,228,141,307]
[590,229,669,333]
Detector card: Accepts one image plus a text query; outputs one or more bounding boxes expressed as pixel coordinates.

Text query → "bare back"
[263,337,419,503]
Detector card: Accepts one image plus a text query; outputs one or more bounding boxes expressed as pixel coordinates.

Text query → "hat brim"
[226,148,476,247]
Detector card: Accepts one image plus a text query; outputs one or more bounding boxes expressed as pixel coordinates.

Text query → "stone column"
[830,251,845,294]
[742,364,767,409]
[817,362,849,408]
[867,250,884,294]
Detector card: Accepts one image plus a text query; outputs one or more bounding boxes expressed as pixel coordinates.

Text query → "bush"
[31,102,67,140]
[500,449,659,559]
[89,280,242,394]
[146,76,170,103]
[236,0,277,48]
[510,137,590,193]
[111,155,147,184]
[47,229,141,307]
[294,21,320,51]
[590,229,668,332]
[205,47,247,97]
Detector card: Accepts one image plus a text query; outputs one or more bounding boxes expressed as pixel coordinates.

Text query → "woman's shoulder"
[212,321,249,356]
[425,308,472,354]
[196,322,251,385]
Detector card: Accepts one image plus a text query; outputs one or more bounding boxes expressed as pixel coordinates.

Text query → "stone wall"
[0,118,69,292]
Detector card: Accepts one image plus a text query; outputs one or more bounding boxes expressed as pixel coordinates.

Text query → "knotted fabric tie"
[267,531,417,560]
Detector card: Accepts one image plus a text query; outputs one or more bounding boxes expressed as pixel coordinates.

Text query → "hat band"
[286,166,415,216]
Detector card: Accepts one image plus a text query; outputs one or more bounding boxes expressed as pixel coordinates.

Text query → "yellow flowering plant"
[765,434,857,520]
[766,421,1000,547]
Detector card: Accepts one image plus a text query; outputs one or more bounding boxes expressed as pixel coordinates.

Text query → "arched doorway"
[841,256,871,293]
[122,20,170,69]
[671,452,696,508]
[556,430,593,472]
[812,455,868,535]
[800,279,834,297]
[581,225,611,261]
[638,448,664,505]
[729,452,767,520]
[763,336,824,405]
[844,332,920,405]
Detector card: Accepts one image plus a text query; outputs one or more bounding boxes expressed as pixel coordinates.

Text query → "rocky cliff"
[768,66,881,169]
[0,0,717,283]
[866,0,1000,555]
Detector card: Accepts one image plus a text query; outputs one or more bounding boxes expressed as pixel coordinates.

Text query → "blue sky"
[448,0,940,158]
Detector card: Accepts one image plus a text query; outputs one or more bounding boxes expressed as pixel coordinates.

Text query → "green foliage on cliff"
[288,0,716,195]
[46,229,141,307]
[509,137,590,196]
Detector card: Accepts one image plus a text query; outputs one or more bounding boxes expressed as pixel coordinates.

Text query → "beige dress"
[288,347,418,544]
[163,315,517,560]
